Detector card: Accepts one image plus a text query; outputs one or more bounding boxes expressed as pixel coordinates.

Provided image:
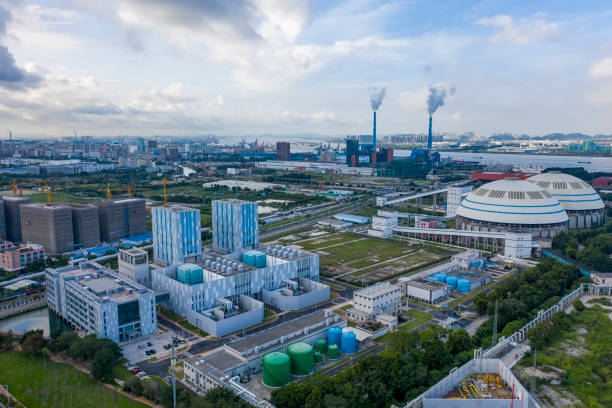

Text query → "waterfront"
[0,307,71,336]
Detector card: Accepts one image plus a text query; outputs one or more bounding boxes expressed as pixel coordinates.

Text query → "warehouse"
[399,277,450,304]
[333,213,370,224]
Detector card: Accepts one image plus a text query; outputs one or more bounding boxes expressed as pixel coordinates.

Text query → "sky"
[1,0,612,139]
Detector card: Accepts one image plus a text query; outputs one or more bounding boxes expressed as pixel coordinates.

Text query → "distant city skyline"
[1,1,612,138]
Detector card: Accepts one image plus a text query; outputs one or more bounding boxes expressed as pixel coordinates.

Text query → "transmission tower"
[491,298,498,347]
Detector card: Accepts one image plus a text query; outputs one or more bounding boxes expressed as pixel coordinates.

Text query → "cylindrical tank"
[262,352,291,388]
[315,339,327,353]
[341,331,357,354]
[446,276,458,289]
[287,342,313,376]
[205,259,211,267]
[314,351,323,364]
[457,278,471,293]
[328,327,341,346]
[435,273,447,282]
[327,344,340,360]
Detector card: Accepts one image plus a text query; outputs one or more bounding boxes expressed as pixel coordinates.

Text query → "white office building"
[152,205,202,266]
[46,263,157,343]
[118,248,151,287]
[446,185,472,217]
[212,199,259,253]
[346,282,402,323]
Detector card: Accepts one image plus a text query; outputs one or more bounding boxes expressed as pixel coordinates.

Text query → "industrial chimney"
[372,111,377,147]
[427,115,433,149]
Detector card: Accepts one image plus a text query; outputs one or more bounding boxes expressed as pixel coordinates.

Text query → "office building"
[137,137,146,153]
[97,199,147,242]
[118,247,150,287]
[152,205,202,266]
[70,204,101,248]
[46,263,157,343]
[446,186,472,217]
[3,196,30,242]
[0,199,5,240]
[346,282,402,323]
[0,241,44,271]
[345,139,359,167]
[212,199,258,252]
[276,142,290,161]
[20,203,74,254]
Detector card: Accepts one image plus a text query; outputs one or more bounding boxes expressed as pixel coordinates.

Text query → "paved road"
[323,343,387,377]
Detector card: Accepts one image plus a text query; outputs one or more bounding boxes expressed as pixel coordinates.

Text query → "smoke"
[427,84,455,115]
[369,86,386,111]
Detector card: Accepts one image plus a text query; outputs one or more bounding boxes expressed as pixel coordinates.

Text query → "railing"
[0,295,47,319]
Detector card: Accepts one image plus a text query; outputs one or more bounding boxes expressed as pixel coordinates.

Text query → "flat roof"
[355,282,401,298]
[403,277,447,291]
[187,349,245,374]
[83,277,121,295]
[227,310,331,354]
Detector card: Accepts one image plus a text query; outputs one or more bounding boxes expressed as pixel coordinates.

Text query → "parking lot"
[122,331,187,363]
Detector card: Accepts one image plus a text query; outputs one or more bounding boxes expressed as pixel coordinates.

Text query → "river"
[393,150,611,172]
[0,307,71,336]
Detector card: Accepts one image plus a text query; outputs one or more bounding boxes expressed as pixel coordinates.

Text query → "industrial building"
[46,263,157,343]
[400,277,450,304]
[527,172,606,229]
[152,205,202,266]
[70,204,100,248]
[346,282,402,323]
[20,203,74,254]
[332,213,370,224]
[118,247,150,287]
[255,160,375,176]
[445,186,472,217]
[152,244,326,337]
[97,198,147,243]
[3,196,30,242]
[0,198,6,240]
[455,178,569,239]
[212,199,259,253]
[183,310,346,392]
[276,142,290,161]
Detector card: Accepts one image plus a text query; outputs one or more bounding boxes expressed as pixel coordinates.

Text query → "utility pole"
[530,349,536,397]
[491,298,498,347]
[171,337,176,408]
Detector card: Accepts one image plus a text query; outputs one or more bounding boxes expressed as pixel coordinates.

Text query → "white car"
[137,371,147,378]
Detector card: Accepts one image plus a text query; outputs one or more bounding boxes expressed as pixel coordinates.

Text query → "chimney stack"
[427,115,432,149]
[373,111,377,147]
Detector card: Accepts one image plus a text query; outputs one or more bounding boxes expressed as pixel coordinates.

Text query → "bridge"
[378,188,448,207]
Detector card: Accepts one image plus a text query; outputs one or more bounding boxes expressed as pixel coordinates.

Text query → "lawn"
[398,309,433,332]
[319,236,411,267]
[296,233,362,251]
[514,306,612,408]
[0,351,148,408]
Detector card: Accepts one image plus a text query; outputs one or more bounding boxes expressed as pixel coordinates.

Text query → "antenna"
[163,177,167,206]
[12,180,16,196]
[106,184,111,200]
[47,186,51,204]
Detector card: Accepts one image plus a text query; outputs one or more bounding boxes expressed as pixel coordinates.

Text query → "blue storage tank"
[340,331,357,354]
[328,327,342,346]
[457,278,471,293]
[435,274,447,282]
[446,276,458,289]
[255,252,267,268]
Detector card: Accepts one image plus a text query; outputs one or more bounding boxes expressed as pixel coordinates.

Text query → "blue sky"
[0,0,611,138]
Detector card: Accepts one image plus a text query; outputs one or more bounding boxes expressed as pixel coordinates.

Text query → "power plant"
[373,110,377,147]
[428,114,433,149]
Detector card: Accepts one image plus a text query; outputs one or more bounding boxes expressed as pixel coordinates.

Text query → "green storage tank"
[288,342,314,376]
[262,352,291,388]
[327,344,340,360]
[314,351,323,364]
[177,264,203,285]
[315,339,327,353]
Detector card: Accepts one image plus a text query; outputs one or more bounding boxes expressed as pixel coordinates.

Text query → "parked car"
[131,369,141,374]
[137,371,147,378]
[146,342,153,347]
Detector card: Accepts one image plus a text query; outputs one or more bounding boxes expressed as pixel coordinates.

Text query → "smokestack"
[373,111,376,147]
[427,115,432,149]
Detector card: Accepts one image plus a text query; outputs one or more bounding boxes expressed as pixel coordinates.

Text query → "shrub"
[573,299,585,312]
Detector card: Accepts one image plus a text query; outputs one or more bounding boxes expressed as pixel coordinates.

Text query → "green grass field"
[398,309,433,332]
[318,236,410,267]
[0,351,148,408]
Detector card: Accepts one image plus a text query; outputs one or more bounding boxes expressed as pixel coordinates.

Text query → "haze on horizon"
[1,0,612,139]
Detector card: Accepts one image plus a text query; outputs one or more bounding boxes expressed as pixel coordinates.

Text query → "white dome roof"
[527,172,604,212]
[456,178,568,225]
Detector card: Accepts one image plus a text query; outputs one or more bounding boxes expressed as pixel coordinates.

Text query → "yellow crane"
[103,184,149,199]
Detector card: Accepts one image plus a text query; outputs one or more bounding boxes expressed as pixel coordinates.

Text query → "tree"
[123,377,143,396]
[446,329,473,355]
[143,380,161,405]
[22,331,46,355]
[423,339,452,370]
[90,347,116,382]
[528,322,553,350]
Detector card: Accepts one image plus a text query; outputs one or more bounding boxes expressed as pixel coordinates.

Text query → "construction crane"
[46,186,52,204]
[104,184,148,199]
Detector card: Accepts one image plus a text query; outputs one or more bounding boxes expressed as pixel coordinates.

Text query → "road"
[322,343,387,377]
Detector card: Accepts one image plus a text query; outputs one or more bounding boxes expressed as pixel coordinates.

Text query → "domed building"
[455,178,569,238]
[527,172,606,229]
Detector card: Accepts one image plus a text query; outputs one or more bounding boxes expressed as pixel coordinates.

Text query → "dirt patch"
[537,384,581,408]
[523,365,566,380]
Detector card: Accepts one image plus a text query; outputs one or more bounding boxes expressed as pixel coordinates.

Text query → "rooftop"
[53,267,147,303]
[355,281,401,298]
[402,277,448,291]
[186,349,245,374]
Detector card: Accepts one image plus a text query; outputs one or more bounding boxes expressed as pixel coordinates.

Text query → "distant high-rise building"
[167,147,179,160]
[147,140,157,152]
[212,199,258,252]
[319,150,335,162]
[70,204,100,249]
[3,196,30,242]
[152,205,202,266]
[276,142,290,161]
[345,139,359,167]
[137,137,146,153]
[97,199,147,242]
[20,203,74,254]
[0,198,6,241]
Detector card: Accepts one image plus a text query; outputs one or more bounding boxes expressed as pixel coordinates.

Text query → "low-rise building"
[118,248,151,287]
[346,282,402,323]
[400,277,450,304]
[46,263,157,343]
[0,241,44,271]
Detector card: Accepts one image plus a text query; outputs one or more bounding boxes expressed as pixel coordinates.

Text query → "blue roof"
[121,232,153,242]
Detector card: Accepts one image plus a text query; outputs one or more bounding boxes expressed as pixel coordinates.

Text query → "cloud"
[477,14,560,44]
[589,57,612,79]
[281,110,336,122]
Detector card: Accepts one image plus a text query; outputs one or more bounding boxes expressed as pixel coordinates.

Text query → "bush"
[573,299,585,311]
[123,377,144,396]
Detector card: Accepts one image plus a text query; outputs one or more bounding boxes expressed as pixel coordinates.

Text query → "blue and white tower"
[212,199,259,252]
[152,205,202,266]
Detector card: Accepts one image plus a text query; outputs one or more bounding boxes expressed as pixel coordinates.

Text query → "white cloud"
[589,57,612,79]
[397,88,428,113]
[281,110,336,122]
[477,14,560,44]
